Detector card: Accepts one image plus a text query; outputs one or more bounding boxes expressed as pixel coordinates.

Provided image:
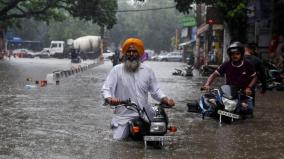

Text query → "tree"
[0,0,117,28]
[0,0,117,52]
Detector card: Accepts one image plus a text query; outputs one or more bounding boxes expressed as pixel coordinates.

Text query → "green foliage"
[47,18,100,42]
[70,0,117,28]
[215,0,248,42]
[0,0,117,29]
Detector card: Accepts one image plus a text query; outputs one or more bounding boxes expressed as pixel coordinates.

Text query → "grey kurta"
[101,63,166,126]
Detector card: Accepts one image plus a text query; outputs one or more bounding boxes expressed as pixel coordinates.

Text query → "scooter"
[115,99,177,149]
[199,65,219,76]
[264,61,284,90]
[187,85,253,124]
[172,65,193,76]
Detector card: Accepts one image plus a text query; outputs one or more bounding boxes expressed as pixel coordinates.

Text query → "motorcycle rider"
[203,42,257,115]
[101,37,175,140]
[244,43,267,97]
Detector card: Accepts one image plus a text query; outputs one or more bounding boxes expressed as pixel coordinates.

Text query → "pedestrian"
[140,51,149,63]
[275,34,284,67]
[112,45,120,66]
[245,43,267,106]
[208,46,216,64]
[101,37,175,140]
[268,35,284,68]
[202,41,257,116]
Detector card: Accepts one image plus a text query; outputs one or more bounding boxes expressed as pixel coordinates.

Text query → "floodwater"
[0,58,283,159]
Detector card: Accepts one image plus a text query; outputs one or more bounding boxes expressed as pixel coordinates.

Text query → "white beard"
[124,59,140,72]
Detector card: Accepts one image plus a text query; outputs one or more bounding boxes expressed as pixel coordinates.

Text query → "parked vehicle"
[264,61,284,90]
[199,65,219,76]
[112,99,177,149]
[187,85,253,124]
[158,52,182,62]
[12,48,35,58]
[7,39,43,52]
[33,48,50,58]
[45,36,102,59]
[172,65,193,76]
[47,41,66,58]
[150,54,159,61]
[145,49,155,60]
[69,36,102,59]
[102,49,115,61]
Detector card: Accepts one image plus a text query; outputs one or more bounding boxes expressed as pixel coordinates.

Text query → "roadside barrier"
[40,80,47,87]
[25,58,103,89]
[45,60,101,85]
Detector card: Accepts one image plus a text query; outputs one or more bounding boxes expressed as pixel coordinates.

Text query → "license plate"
[218,110,240,119]
[144,136,177,142]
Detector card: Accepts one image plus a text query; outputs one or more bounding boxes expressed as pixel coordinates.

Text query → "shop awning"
[179,40,195,47]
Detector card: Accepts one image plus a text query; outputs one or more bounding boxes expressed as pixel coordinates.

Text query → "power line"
[117,6,176,12]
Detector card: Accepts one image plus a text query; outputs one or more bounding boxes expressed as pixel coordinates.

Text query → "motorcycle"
[263,61,284,90]
[113,99,177,149]
[172,65,193,76]
[187,85,253,124]
[199,64,219,76]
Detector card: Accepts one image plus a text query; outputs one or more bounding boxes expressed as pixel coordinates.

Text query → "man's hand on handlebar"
[245,87,253,96]
[201,85,211,91]
[106,97,121,106]
[161,97,175,107]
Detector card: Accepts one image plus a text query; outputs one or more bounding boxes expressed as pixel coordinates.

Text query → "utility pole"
[176,29,179,50]
[99,26,105,64]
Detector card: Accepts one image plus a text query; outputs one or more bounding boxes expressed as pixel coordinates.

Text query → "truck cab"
[49,41,65,58]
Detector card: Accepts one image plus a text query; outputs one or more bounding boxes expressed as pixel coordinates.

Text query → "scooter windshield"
[220,85,238,99]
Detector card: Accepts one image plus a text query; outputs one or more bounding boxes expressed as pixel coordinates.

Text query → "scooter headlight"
[222,97,238,112]
[150,122,167,134]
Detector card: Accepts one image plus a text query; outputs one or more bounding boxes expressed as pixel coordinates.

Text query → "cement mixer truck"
[47,35,103,59]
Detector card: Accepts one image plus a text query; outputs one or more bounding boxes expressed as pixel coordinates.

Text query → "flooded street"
[0,58,284,159]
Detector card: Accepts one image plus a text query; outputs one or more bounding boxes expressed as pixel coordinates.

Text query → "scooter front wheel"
[147,141,163,149]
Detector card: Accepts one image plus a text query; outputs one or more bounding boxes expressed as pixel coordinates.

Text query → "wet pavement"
[0,58,284,159]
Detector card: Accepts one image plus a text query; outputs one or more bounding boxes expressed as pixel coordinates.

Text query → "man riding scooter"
[101,38,175,140]
[202,42,257,117]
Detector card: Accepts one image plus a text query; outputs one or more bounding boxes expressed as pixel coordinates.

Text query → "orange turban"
[122,38,144,57]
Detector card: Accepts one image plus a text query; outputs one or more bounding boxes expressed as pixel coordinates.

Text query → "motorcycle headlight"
[150,122,167,134]
[222,97,238,112]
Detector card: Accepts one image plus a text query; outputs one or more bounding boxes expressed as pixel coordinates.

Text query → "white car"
[103,50,115,61]
[12,48,35,58]
[158,52,182,62]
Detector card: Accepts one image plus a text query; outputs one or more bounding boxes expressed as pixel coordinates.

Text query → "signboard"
[182,16,196,27]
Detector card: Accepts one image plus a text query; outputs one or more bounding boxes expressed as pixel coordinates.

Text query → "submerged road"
[0,58,283,159]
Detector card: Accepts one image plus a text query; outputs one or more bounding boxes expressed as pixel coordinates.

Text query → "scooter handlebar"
[104,98,131,106]
[119,98,132,105]
[158,103,172,109]
[200,86,212,91]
